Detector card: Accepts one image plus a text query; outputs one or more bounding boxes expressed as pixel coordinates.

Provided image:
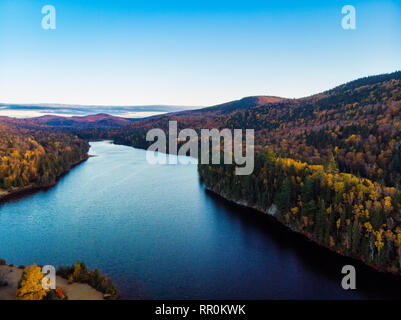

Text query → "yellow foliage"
[383,196,393,213]
[336,218,341,229]
[374,229,385,252]
[364,222,373,234]
[329,236,335,247]
[16,264,48,300]
[72,263,82,281]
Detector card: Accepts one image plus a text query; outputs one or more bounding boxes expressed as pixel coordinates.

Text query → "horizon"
[1,0,400,107]
[1,69,400,110]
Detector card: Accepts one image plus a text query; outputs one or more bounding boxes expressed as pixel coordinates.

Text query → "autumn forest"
[0,123,89,194]
[1,71,401,276]
[114,71,401,274]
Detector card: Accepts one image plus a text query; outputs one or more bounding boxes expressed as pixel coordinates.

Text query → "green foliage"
[110,71,401,274]
[57,262,118,299]
[199,150,401,273]
[113,72,401,188]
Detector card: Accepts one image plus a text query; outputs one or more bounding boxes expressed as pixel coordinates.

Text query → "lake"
[1,141,401,299]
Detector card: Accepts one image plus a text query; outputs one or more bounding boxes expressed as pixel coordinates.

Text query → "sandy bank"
[0,265,103,300]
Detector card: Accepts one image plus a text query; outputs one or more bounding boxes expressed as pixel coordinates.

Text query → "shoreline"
[110,140,399,276]
[0,155,89,203]
[204,185,396,277]
[90,140,399,278]
[0,144,119,300]
[0,264,104,300]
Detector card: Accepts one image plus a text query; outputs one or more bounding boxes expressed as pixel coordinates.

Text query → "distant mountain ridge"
[114,70,401,134]
[321,71,401,96]
[0,102,189,112]
[0,103,192,119]
[186,96,286,115]
[0,113,133,129]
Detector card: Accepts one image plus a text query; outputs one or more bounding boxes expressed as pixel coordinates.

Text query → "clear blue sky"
[0,0,400,106]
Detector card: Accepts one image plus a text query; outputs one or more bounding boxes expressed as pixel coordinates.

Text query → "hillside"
[114,71,401,186]
[179,96,286,115]
[0,113,133,129]
[0,121,89,198]
[113,71,401,274]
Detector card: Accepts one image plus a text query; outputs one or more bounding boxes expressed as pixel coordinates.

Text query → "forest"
[113,71,401,273]
[0,122,89,193]
[1,71,401,274]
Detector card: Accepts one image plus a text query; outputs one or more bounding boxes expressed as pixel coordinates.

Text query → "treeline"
[223,76,401,187]
[57,261,118,299]
[113,73,401,191]
[113,72,401,189]
[13,261,118,300]
[199,148,401,273]
[113,127,150,149]
[0,122,89,191]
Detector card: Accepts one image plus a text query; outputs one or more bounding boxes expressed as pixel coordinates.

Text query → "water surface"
[1,141,400,299]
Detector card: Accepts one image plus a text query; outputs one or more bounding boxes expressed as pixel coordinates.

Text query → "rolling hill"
[0,121,89,198]
[0,113,134,129]
[112,71,401,275]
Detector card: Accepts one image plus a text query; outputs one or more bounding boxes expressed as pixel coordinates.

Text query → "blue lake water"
[1,141,401,299]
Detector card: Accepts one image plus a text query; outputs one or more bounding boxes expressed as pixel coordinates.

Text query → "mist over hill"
[0,103,193,119]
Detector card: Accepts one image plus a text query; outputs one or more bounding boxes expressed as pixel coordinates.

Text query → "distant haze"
[0,103,193,118]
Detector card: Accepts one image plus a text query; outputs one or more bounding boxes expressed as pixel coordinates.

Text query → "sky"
[0,0,400,107]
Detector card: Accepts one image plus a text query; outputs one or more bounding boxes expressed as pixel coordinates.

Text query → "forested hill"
[0,113,133,129]
[114,71,401,187]
[0,121,89,197]
[113,71,401,274]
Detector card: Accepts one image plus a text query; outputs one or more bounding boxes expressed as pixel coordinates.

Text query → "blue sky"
[0,0,400,107]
